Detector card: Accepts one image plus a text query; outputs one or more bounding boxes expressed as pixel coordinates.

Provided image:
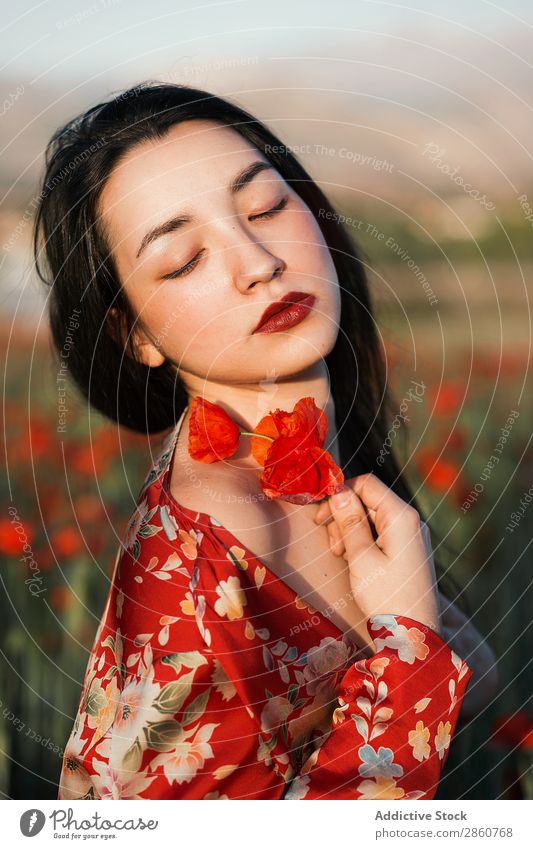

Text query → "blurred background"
[1,0,532,800]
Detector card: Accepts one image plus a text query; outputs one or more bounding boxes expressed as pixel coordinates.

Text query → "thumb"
[328,485,375,559]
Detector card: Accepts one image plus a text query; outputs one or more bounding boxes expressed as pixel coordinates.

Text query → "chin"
[269,344,330,377]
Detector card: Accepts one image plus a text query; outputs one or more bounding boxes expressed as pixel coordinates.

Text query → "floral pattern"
[58,409,473,801]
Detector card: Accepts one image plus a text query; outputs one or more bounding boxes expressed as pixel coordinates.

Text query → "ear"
[106,307,165,368]
[133,337,166,368]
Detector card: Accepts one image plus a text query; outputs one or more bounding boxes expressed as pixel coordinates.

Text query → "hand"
[315,474,442,635]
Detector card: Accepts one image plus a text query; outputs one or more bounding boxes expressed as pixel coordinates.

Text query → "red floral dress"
[58,408,473,801]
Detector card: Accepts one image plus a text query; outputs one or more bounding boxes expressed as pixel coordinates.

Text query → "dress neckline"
[159,405,353,644]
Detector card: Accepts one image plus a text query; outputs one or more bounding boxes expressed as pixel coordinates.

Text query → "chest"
[244,501,373,653]
[169,458,374,654]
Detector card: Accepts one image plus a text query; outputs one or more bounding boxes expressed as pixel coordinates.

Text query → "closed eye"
[160,248,206,280]
[248,196,288,221]
[160,197,288,280]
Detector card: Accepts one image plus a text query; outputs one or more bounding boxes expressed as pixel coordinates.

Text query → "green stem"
[240,431,274,441]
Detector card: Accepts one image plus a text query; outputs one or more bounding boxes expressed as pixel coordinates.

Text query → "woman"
[33,82,496,800]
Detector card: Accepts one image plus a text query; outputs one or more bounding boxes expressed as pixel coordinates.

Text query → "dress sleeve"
[282,613,473,800]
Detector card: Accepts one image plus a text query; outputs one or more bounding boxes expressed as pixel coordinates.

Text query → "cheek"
[150,290,239,352]
[283,207,318,247]
[284,208,336,274]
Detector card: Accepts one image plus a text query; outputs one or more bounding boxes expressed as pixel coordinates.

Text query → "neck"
[179,360,341,470]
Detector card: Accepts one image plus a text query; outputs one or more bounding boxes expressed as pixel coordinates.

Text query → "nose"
[238,256,285,291]
[226,224,286,292]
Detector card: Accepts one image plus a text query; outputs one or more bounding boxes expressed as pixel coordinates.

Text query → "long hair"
[32,80,467,608]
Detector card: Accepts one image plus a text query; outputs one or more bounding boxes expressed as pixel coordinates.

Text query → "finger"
[324,507,378,545]
[328,521,345,556]
[328,485,375,561]
[352,473,420,554]
[352,472,407,516]
[316,476,363,523]
[314,502,332,525]
[316,479,377,525]
[319,500,378,543]
[317,493,377,525]
[314,499,331,523]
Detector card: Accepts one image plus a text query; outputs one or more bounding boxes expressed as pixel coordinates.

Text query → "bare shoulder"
[169,458,287,556]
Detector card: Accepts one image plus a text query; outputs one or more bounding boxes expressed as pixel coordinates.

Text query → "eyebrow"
[135,160,275,260]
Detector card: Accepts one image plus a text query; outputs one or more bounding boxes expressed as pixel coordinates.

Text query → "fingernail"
[330,488,352,508]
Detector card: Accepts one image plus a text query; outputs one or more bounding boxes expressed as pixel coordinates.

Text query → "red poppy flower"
[269,397,328,444]
[428,381,463,416]
[52,527,84,558]
[188,396,241,463]
[0,517,34,556]
[417,449,461,492]
[250,397,328,464]
[250,414,279,466]
[260,436,344,504]
[188,395,344,504]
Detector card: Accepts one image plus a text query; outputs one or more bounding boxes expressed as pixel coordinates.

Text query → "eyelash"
[248,195,288,221]
[162,249,206,280]
[162,196,289,279]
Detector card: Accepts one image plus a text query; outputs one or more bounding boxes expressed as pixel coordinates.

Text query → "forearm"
[284,613,473,800]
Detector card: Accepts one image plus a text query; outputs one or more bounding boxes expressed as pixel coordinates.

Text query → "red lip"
[253,291,315,334]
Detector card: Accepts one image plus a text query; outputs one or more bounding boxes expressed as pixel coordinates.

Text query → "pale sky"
[2,0,532,318]
[3,0,533,85]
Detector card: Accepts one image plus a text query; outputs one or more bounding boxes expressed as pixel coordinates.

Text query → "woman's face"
[97,119,341,384]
